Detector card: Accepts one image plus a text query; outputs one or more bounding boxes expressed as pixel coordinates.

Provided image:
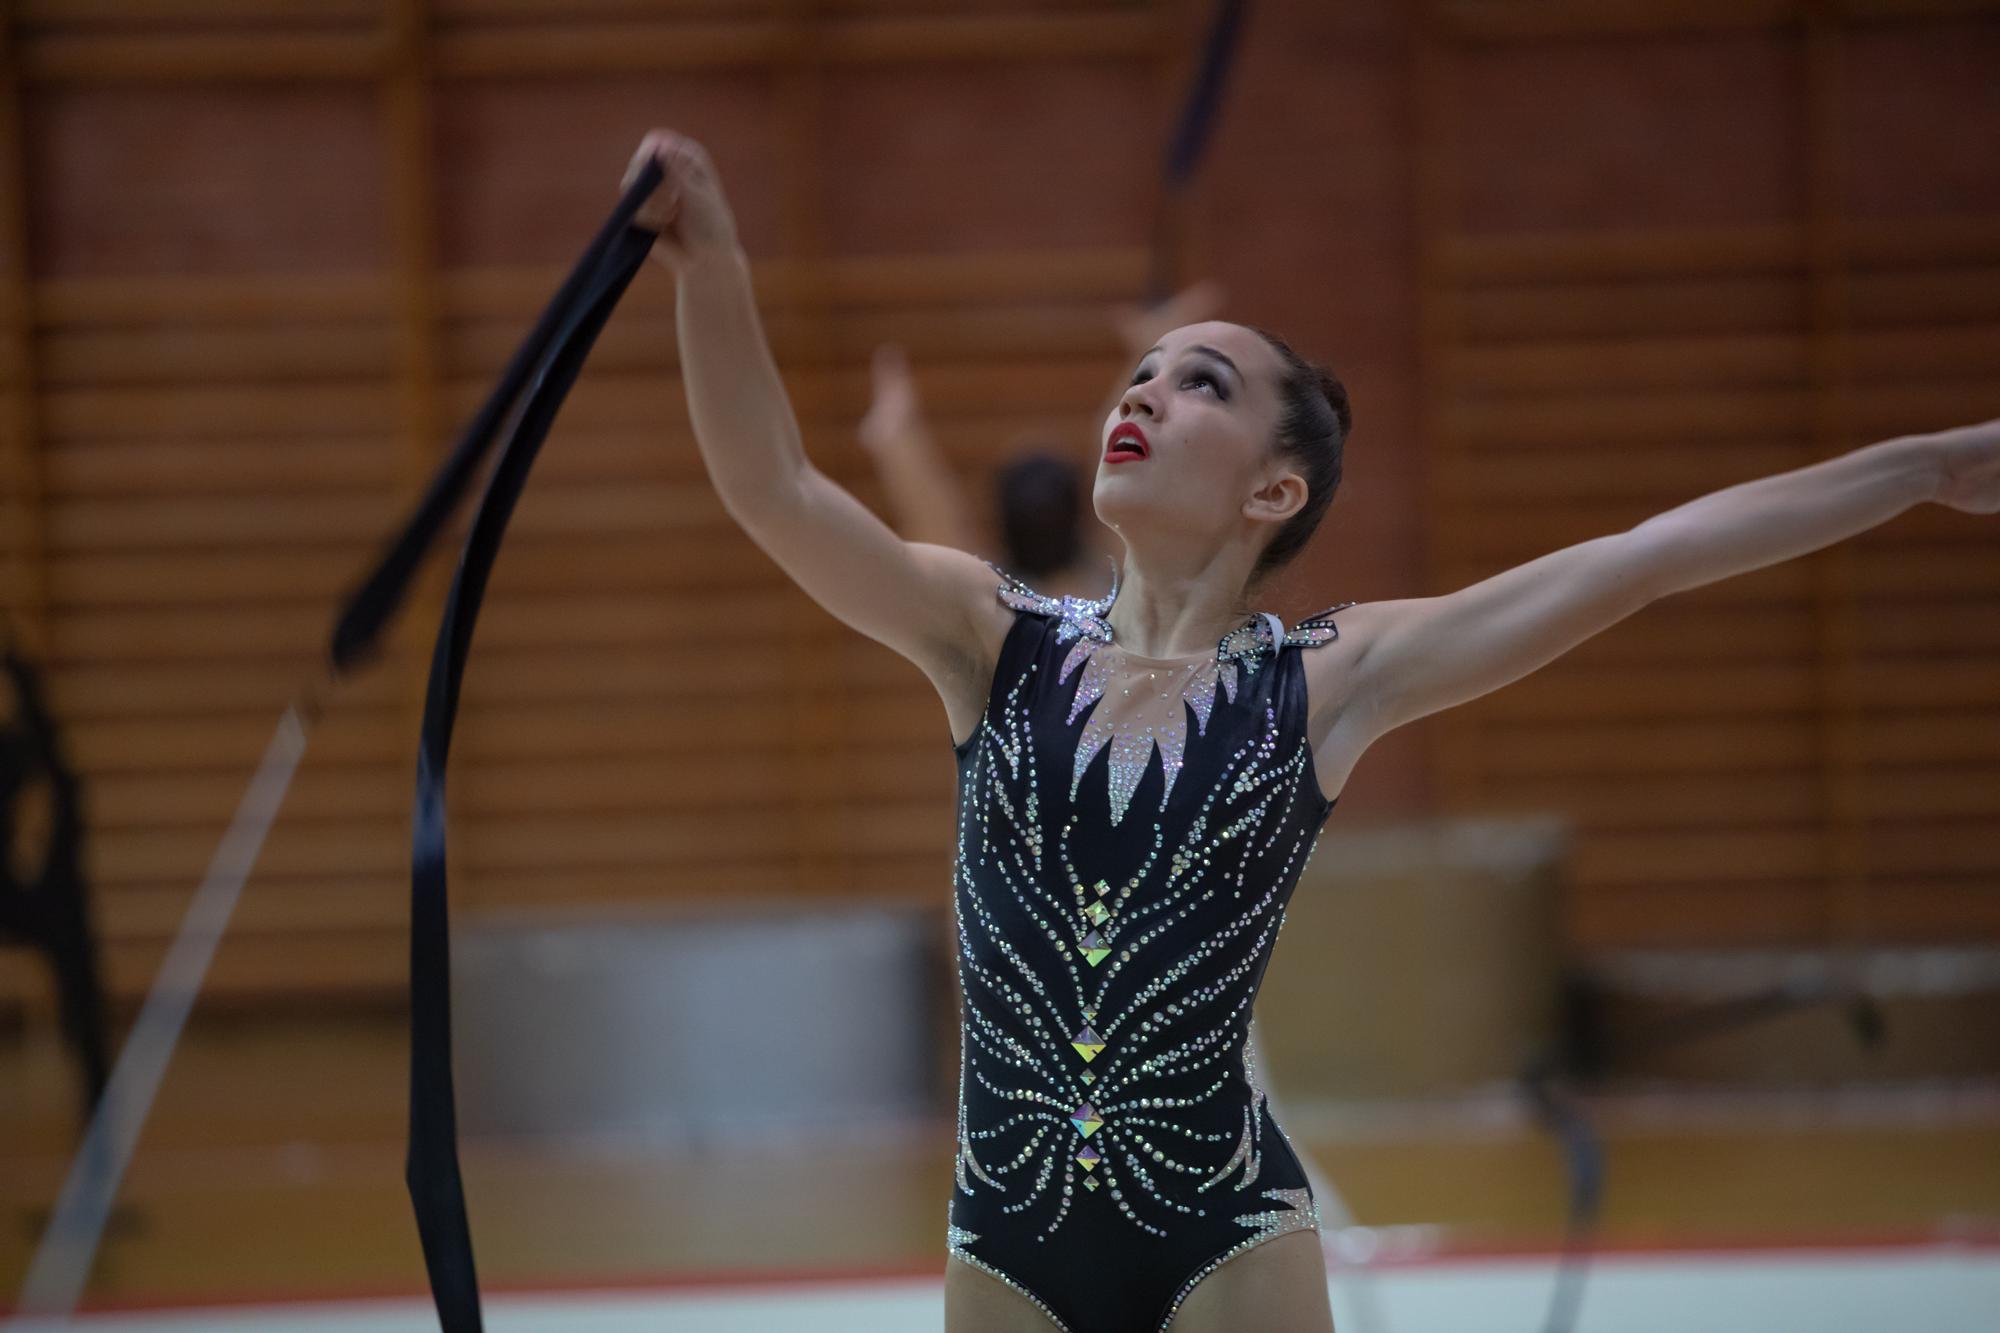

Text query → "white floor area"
[10,1245,1999,1333]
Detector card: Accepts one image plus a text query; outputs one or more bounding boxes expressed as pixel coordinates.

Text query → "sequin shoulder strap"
[988,557,1120,644]
[1215,600,1358,678]
[1285,601,1359,648]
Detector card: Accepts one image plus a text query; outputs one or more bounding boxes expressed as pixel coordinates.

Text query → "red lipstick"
[1105,422,1150,463]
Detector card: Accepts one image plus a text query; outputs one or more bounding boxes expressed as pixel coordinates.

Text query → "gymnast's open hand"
[622,128,739,273]
[1927,418,2000,514]
[857,344,922,458]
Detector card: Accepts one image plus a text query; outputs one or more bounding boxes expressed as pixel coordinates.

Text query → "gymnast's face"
[1094,321,1298,557]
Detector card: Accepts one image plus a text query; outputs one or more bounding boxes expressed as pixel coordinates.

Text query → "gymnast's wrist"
[673,239,749,282]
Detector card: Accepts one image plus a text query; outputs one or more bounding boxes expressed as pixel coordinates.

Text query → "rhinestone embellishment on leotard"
[1000,562,1356,826]
[993,558,1119,644]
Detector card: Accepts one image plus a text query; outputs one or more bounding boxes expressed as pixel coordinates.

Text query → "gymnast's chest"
[964,648,1302,885]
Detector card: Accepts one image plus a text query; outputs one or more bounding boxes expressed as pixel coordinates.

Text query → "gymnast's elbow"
[710,453,814,535]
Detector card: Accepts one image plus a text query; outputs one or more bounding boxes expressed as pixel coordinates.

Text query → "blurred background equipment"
[453,900,946,1141]
[0,635,107,1125]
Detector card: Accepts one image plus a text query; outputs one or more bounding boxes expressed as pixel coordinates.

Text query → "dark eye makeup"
[1128,355,1231,401]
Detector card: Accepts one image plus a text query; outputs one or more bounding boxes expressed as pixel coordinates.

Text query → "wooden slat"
[440,247,1151,314]
[1862,822,2000,877]
[1446,215,2000,283]
[1468,772,1827,827]
[90,820,406,885]
[36,272,396,325]
[23,31,392,83]
[1466,662,1825,721]
[1460,276,1806,341]
[1446,443,1816,499]
[462,860,939,907]
[1442,382,1997,449]
[437,20,796,77]
[28,249,1147,326]
[17,0,383,25]
[1570,826,1829,886]
[1572,872,2000,950]
[39,323,400,387]
[1438,0,1807,43]
[1445,326,2000,394]
[44,438,400,495]
[433,13,1158,76]
[1568,881,1834,948]
[92,933,408,1003]
[1848,268,2000,326]
[50,658,402,718]
[95,875,407,940]
[452,751,950,814]
[46,587,816,662]
[448,302,1129,373]
[1857,712,2000,765]
[87,765,408,827]
[16,10,1158,81]
[64,708,403,773]
[41,493,391,558]
[1471,717,1825,776]
[42,383,398,441]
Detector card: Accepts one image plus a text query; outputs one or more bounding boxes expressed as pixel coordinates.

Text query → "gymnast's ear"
[1242,465,1310,527]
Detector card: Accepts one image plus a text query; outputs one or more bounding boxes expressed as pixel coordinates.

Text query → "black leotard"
[946,562,1354,1332]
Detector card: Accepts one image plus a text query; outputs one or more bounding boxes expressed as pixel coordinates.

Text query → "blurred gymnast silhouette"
[856,282,1227,600]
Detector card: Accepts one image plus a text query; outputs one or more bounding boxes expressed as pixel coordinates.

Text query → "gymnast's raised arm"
[623,130,1013,743]
[1307,421,1997,796]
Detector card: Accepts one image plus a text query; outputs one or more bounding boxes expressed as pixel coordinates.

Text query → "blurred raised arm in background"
[855,282,1226,599]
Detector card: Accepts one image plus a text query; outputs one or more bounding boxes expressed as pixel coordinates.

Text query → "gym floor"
[6,1012,1999,1329]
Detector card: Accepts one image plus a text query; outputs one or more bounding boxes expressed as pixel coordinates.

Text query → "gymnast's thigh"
[1167,1229,1335,1333]
[944,1253,1064,1333]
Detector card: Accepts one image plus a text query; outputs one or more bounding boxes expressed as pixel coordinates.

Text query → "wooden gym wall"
[0,0,1995,1013]
[1413,1,2000,950]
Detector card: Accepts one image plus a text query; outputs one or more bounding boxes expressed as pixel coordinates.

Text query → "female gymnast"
[622,128,1999,1333]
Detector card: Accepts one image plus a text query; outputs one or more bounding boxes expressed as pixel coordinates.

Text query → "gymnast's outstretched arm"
[1304,422,1997,786]
[625,129,1012,740]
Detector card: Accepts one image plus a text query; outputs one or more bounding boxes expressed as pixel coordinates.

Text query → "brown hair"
[1244,325,1351,582]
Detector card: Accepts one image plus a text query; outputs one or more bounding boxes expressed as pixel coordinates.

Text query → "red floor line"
[26,1228,2000,1319]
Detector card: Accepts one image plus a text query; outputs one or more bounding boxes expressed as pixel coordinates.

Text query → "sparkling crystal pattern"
[1029,573,1357,828]
[946,567,1352,1332]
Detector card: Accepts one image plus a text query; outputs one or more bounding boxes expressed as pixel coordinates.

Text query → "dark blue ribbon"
[332,159,662,1331]
[1149,0,1251,302]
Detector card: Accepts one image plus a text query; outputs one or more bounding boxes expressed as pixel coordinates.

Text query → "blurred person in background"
[855,282,1226,599]
[624,127,2000,1333]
